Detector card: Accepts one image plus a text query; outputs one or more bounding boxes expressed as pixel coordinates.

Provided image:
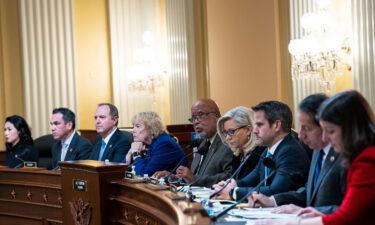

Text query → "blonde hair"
[217,106,257,156]
[131,112,166,138]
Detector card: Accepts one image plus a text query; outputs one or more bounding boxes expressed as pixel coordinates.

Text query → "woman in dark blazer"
[216,106,265,180]
[3,115,38,168]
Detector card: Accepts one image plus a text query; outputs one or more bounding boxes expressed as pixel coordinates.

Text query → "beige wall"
[0,0,24,150]
[205,0,292,113]
[74,0,113,130]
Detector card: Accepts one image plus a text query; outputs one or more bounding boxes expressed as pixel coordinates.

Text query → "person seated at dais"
[3,115,38,168]
[216,106,265,180]
[125,111,188,176]
[255,90,375,225]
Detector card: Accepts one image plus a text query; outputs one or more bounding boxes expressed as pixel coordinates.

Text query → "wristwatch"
[132,151,140,157]
[229,188,235,200]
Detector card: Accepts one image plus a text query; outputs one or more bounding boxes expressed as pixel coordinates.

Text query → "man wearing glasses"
[175,99,233,187]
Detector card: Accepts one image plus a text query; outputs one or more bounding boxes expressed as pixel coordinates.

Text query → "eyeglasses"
[222,125,248,138]
[188,112,217,123]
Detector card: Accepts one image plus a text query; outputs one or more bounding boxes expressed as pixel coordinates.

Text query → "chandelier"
[288,0,351,95]
[127,31,167,95]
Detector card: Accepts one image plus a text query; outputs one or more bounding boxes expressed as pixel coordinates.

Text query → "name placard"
[24,162,37,168]
[125,172,134,179]
[73,179,87,191]
[149,178,159,185]
[170,184,178,193]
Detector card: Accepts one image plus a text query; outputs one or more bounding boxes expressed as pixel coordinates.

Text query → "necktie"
[60,143,69,161]
[98,140,106,161]
[313,150,325,188]
[264,150,273,185]
[195,140,211,174]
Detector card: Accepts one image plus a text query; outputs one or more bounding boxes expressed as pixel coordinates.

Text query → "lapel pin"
[110,145,112,148]
[330,156,335,162]
[69,149,73,152]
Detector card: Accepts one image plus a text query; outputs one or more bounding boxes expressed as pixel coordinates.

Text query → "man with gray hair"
[89,103,132,162]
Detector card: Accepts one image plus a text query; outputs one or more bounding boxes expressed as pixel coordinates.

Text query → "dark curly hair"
[5,115,34,150]
[317,90,375,167]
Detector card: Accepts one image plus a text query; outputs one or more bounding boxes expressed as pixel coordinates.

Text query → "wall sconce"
[288,0,352,95]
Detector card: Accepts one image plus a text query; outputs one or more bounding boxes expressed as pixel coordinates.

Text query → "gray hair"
[217,106,257,156]
[131,111,166,138]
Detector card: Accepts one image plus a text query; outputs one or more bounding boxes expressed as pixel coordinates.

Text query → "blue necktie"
[98,140,106,161]
[264,150,272,185]
[313,150,325,188]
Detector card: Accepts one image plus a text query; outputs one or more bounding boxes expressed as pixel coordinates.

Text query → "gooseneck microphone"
[207,151,254,200]
[13,149,31,168]
[164,149,200,182]
[211,158,276,222]
[211,157,303,222]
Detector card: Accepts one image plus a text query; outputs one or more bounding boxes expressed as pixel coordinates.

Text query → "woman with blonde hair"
[125,111,188,176]
[217,106,265,179]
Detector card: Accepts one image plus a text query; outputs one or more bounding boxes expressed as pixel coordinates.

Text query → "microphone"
[211,158,303,222]
[14,154,25,169]
[185,139,202,149]
[163,149,200,182]
[211,159,277,222]
[207,147,266,200]
[13,149,31,168]
[207,151,254,200]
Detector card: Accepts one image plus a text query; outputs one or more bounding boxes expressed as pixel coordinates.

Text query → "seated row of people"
[252,90,375,225]
[2,90,374,224]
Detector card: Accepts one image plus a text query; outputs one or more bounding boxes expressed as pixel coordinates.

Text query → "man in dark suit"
[89,103,132,162]
[248,94,346,214]
[214,101,309,200]
[50,108,92,169]
[174,99,233,187]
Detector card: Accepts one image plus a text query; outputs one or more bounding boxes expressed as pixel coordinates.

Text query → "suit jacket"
[190,134,233,188]
[51,132,92,169]
[133,133,188,176]
[89,129,132,162]
[231,146,266,180]
[274,147,347,214]
[235,134,310,200]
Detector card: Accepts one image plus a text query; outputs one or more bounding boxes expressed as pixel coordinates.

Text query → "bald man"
[175,99,233,187]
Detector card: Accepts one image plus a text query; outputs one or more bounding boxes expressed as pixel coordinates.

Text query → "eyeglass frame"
[222,125,248,138]
[188,112,217,123]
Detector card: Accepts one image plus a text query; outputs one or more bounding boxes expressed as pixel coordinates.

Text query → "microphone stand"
[208,151,253,199]
[13,154,25,168]
[211,170,276,222]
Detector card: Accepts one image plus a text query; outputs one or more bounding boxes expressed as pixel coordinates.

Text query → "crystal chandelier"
[127,31,167,95]
[288,0,351,95]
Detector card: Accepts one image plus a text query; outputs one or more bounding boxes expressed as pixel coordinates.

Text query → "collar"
[62,131,75,147]
[268,137,284,155]
[208,133,217,144]
[102,128,117,144]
